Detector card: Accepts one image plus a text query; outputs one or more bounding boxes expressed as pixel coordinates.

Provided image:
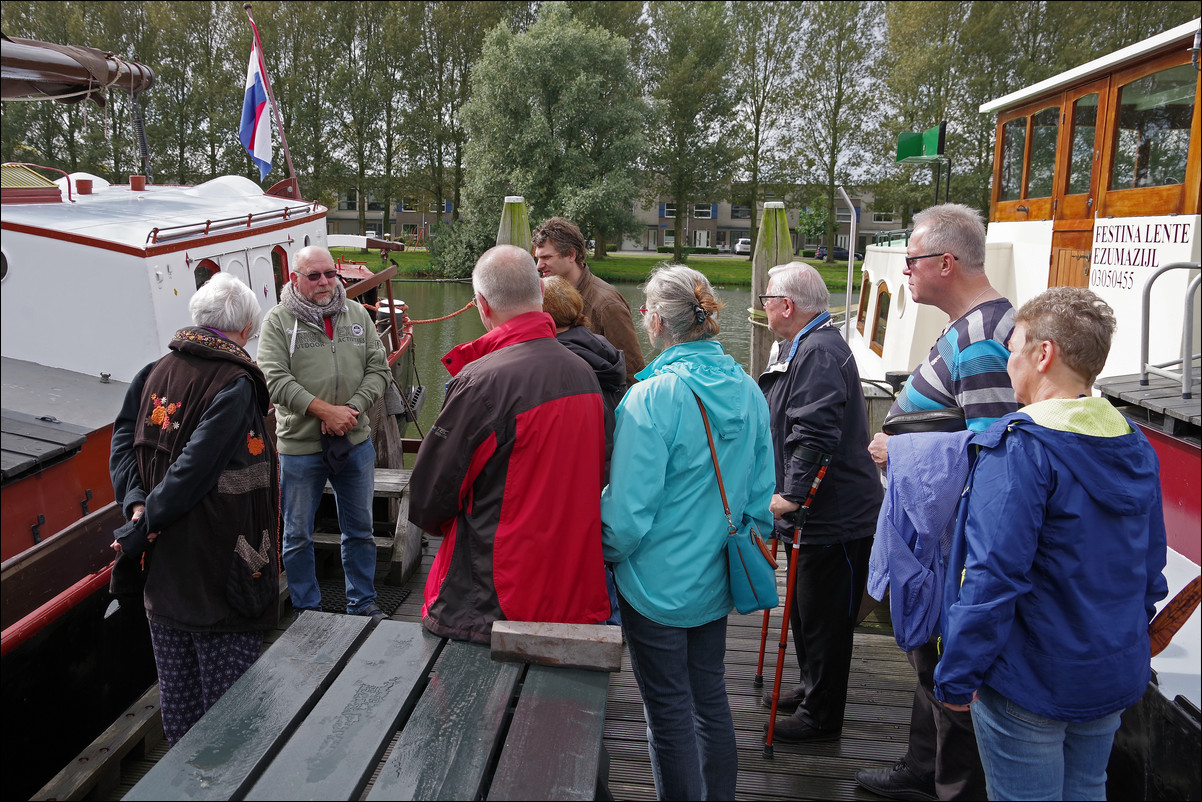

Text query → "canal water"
[392,278,755,438]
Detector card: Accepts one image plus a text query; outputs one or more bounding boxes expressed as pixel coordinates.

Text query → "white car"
[734,238,752,255]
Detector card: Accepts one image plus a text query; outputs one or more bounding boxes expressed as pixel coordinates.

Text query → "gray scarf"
[281,280,347,329]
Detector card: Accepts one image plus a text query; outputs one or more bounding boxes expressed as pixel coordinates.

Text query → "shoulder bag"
[693,392,779,614]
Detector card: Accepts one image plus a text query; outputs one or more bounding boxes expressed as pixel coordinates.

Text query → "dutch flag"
[239,40,272,181]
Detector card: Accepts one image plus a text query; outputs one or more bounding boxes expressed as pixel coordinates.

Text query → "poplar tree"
[643,0,737,263]
[461,2,647,260]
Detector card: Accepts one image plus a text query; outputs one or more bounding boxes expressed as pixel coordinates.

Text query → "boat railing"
[343,263,412,362]
[872,228,912,246]
[1141,261,1201,400]
[145,201,322,245]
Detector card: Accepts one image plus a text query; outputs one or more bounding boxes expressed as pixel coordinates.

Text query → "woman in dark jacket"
[542,275,626,478]
[110,272,279,745]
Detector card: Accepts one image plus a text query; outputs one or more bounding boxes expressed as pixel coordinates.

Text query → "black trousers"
[902,639,988,800]
[784,536,872,731]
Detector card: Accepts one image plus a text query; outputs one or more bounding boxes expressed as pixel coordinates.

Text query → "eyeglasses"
[758,295,788,306]
[297,269,339,281]
[904,253,958,269]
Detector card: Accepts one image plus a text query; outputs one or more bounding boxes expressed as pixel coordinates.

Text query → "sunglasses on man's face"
[298,269,339,281]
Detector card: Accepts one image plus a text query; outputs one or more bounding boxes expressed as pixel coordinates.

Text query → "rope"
[409,299,476,325]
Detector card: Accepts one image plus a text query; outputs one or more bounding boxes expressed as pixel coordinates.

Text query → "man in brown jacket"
[532,217,644,390]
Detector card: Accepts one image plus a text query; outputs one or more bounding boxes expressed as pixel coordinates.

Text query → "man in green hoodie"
[258,246,391,621]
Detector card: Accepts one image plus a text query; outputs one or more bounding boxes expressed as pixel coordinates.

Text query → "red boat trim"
[0,562,113,658]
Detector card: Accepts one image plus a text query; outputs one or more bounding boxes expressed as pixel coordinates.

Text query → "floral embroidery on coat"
[147,394,182,430]
[246,430,266,456]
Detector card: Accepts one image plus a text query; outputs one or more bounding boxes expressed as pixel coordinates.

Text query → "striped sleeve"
[892,299,1018,431]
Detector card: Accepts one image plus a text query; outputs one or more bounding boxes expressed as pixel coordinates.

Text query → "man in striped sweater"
[859,203,1017,802]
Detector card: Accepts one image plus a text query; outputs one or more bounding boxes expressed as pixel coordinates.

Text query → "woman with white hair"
[109,271,279,745]
[601,264,775,800]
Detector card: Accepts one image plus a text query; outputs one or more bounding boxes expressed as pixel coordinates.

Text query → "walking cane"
[763,453,832,759]
[753,537,780,687]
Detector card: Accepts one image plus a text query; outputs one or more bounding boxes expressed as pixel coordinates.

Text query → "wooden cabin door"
[1050,77,1110,288]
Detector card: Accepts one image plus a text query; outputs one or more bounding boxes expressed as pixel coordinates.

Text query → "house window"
[873,211,894,224]
[339,188,357,212]
[693,203,713,219]
[836,207,853,223]
[664,230,676,245]
[664,203,677,218]
[730,204,751,220]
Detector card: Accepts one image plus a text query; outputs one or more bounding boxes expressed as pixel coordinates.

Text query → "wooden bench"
[124,614,611,801]
[315,467,422,585]
[488,665,611,801]
[125,611,371,800]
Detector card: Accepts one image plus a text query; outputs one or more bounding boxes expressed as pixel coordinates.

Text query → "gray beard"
[281,280,347,329]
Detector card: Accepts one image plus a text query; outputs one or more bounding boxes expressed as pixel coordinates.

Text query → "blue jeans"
[280,438,377,614]
[971,684,1122,801]
[603,566,621,625]
[619,593,737,801]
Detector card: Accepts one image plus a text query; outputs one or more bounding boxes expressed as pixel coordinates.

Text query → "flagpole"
[243,3,299,197]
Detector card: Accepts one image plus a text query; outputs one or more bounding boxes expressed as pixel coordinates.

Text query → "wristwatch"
[346,403,359,413]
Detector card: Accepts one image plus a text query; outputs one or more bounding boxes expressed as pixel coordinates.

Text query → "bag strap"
[692,391,737,535]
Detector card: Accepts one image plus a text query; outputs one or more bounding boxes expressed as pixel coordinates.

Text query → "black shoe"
[762,685,804,713]
[358,603,387,623]
[763,716,840,743]
[855,761,938,801]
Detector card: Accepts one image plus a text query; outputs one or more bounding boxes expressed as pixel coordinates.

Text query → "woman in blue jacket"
[601,265,775,801]
[934,287,1168,801]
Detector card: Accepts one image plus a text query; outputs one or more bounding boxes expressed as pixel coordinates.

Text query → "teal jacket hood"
[637,339,752,440]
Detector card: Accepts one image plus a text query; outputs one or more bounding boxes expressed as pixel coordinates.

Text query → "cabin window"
[1067,93,1099,195]
[1110,63,1195,190]
[999,117,1027,201]
[1027,107,1059,198]
[272,247,288,299]
[870,284,890,356]
[194,259,219,289]
[856,275,871,335]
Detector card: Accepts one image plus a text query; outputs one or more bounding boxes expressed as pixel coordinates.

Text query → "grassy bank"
[329,247,860,294]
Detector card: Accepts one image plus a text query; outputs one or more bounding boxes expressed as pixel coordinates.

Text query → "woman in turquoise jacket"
[601,264,775,801]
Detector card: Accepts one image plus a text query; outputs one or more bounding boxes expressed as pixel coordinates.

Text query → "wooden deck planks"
[390,538,916,801]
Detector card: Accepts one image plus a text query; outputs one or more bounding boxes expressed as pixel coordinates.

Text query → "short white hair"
[473,245,542,314]
[767,262,829,317]
[189,272,262,337]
